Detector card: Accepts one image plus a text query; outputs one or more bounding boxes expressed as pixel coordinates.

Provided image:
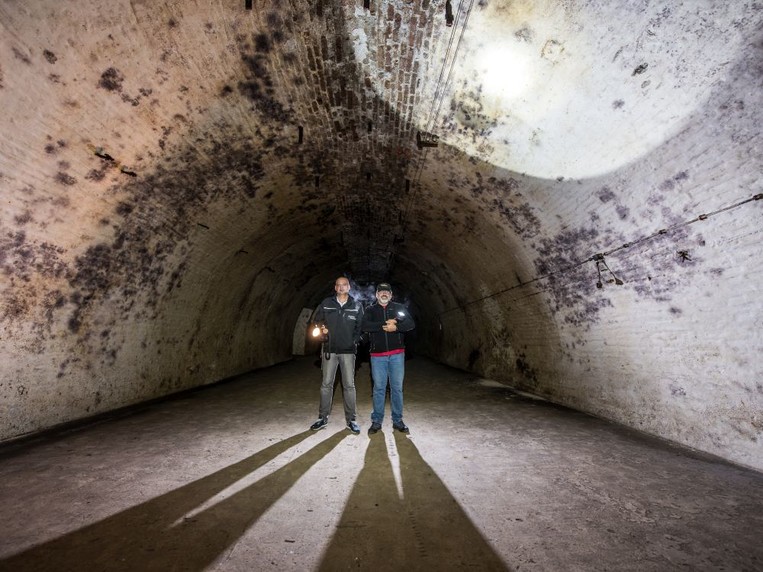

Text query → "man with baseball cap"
[361,282,416,435]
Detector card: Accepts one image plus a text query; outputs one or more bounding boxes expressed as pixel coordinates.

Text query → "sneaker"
[367,422,382,435]
[310,417,328,431]
[347,421,360,435]
[392,421,410,434]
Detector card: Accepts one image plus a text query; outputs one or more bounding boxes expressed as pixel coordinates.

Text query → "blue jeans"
[320,353,357,422]
[370,352,405,424]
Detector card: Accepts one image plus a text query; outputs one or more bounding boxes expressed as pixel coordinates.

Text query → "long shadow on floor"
[0,430,347,572]
[319,431,511,571]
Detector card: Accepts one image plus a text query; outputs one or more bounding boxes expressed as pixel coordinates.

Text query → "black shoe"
[347,421,360,434]
[310,417,328,431]
[368,422,382,435]
[393,421,410,434]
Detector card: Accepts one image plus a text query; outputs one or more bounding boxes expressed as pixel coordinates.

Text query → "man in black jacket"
[309,276,364,434]
[362,282,415,435]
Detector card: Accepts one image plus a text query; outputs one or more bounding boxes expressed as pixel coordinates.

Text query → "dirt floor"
[0,356,761,571]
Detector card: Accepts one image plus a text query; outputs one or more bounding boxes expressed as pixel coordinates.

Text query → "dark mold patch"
[646,192,665,207]
[98,68,124,92]
[669,383,686,397]
[451,98,498,135]
[168,18,178,28]
[266,12,284,32]
[0,232,67,327]
[237,37,291,122]
[120,93,141,106]
[41,289,67,329]
[514,26,534,43]
[115,201,134,216]
[165,260,187,294]
[70,243,114,293]
[632,63,648,75]
[3,294,29,321]
[533,226,619,329]
[43,50,57,64]
[85,167,108,182]
[57,125,276,338]
[719,98,745,112]
[254,33,271,53]
[612,99,625,109]
[491,199,540,239]
[598,187,616,202]
[14,211,33,225]
[515,353,538,383]
[468,174,540,238]
[12,47,31,64]
[55,172,77,186]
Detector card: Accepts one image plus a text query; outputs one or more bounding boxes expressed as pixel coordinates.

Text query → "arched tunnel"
[1,1,762,570]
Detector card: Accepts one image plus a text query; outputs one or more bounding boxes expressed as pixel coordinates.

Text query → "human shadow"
[318,432,510,571]
[0,430,347,572]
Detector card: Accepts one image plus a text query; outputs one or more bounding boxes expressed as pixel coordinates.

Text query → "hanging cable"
[399,0,476,243]
[437,192,762,316]
[386,0,475,276]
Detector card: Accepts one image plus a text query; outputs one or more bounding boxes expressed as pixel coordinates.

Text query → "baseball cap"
[376,282,392,293]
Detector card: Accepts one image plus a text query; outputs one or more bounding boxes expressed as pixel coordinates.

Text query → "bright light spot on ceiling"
[409,2,750,180]
[477,46,535,101]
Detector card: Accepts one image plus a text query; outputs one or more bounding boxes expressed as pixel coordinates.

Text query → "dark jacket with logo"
[313,296,364,354]
[361,302,415,354]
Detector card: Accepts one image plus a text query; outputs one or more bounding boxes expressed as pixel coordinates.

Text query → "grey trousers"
[319,352,357,422]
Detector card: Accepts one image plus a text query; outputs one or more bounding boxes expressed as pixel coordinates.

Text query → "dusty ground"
[0,356,761,571]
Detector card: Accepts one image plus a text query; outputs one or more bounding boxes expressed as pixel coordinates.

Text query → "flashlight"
[312,324,328,341]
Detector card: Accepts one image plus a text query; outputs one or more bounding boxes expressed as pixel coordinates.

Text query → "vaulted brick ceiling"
[1,1,761,469]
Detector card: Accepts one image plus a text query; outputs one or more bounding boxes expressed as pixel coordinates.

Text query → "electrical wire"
[437,192,763,316]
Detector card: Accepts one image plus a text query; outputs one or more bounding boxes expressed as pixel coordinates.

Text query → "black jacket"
[313,296,364,354]
[362,302,415,354]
